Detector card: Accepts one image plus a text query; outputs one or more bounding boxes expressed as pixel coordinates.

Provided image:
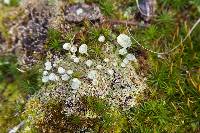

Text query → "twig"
[9,121,25,133]
[17,68,26,73]
[106,19,138,26]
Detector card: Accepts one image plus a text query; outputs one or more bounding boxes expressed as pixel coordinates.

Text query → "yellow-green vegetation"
[0,0,23,39]
[0,0,200,132]
[0,6,12,39]
[0,54,41,132]
[22,96,128,132]
[83,96,128,133]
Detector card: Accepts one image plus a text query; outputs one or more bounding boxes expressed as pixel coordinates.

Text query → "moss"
[85,0,116,17]
[0,6,10,41]
[87,42,105,59]
[1,0,200,132]
[47,28,62,50]
[0,54,19,83]
[19,66,42,95]
[72,71,84,78]
[23,99,97,132]
[82,96,128,132]
[0,82,26,133]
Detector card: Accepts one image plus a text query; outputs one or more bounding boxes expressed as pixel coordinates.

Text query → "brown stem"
[106,19,138,26]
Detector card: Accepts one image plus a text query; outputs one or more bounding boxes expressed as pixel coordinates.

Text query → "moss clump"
[23,96,128,132]
[72,71,84,78]
[82,96,128,133]
[23,98,96,132]
[1,0,200,132]
[47,28,63,50]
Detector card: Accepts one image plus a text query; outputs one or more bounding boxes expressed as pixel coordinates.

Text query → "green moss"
[83,96,128,132]
[19,66,42,95]
[9,0,20,6]
[47,28,62,50]
[0,54,42,95]
[1,0,200,132]
[87,43,105,59]
[85,0,116,16]
[0,82,26,133]
[0,54,19,83]
[129,100,172,132]
[85,25,112,59]
[72,71,84,78]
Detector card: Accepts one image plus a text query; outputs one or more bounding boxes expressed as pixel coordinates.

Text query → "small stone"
[98,35,105,42]
[71,78,81,90]
[138,0,157,21]
[63,43,71,50]
[117,34,132,48]
[67,70,73,75]
[58,67,66,74]
[87,70,97,80]
[119,48,127,55]
[42,76,49,83]
[79,44,87,54]
[61,74,70,81]
[65,3,102,22]
[70,45,77,53]
[85,60,93,67]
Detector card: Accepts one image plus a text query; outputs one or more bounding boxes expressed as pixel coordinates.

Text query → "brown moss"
[35,101,98,132]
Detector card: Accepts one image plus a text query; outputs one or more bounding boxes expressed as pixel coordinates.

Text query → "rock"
[10,0,53,66]
[137,0,157,21]
[64,3,103,22]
